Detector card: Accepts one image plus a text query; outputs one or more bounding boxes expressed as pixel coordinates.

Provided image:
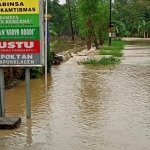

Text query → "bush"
[47,50,53,73]
[132,33,140,37]
[30,67,43,78]
[4,67,23,85]
[125,31,131,37]
[21,67,43,79]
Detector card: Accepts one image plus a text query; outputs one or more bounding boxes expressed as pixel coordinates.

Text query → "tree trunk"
[67,0,74,41]
[91,25,99,49]
[0,99,2,117]
[86,38,91,50]
[86,18,92,50]
[98,28,104,45]
[99,39,104,45]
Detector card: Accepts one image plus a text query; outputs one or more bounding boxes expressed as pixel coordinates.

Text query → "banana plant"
[146,22,150,38]
[115,21,127,37]
[138,19,150,38]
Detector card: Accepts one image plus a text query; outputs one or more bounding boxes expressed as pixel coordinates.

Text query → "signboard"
[0,0,44,66]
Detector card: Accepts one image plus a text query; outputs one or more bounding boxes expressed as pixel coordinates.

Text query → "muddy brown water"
[51,37,84,54]
[1,40,150,150]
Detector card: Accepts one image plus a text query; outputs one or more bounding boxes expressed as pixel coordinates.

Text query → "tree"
[47,0,69,35]
[66,0,74,40]
[113,0,150,37]
[76,0,109,49]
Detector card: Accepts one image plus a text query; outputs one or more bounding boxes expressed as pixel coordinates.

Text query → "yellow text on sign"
[0,0,39,14]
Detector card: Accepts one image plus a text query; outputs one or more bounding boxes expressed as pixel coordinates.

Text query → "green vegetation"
[82,40,125,65]
[47,0,110,49]
[50,29,58,36]
[47,0,150,47]
[46,0,150,46]
[100,40,126,57]
[100,50,123,57]
[76,0,109,49]
[114,0,150,38]
[30,67,43,78]
[101,40,126,51]
[20,67,42,79]
[82,57,120,65]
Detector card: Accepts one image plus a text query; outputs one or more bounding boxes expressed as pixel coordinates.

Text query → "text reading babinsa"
[0,2,35,13]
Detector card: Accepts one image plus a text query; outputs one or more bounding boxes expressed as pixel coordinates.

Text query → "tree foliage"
[76,0,109,49]
[47,0,110,49]
[113,0,150,37]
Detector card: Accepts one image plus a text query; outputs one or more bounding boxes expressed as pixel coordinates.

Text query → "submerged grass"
[82,56,120,65]
[82,39,125,66]
[100,50,123,57]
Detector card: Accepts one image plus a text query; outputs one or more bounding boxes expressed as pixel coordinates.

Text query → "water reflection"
[79,66,105,128]
[5,73,52,117]
[127,39,150,45]
[26,119,32,146]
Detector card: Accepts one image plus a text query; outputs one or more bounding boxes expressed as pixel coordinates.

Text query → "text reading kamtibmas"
[0,2,35,13]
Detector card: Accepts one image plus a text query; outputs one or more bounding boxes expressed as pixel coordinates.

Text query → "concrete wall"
[58,46,86,61]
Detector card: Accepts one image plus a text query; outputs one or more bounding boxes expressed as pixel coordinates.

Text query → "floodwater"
[1,39,150,150]
[51,37,84,53]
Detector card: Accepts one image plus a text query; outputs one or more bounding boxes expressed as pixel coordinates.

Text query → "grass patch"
[100,40,126,57]
[81,39,125,66]
[102,40,126,50]
[100,50,123,57]
[82,56,120,65]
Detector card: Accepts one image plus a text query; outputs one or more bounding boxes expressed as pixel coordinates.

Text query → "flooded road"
[1,40,150,150]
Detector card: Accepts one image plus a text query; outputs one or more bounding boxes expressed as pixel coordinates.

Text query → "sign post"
[0,91,1,116]
[25,67,31,118]
[109,0,112,45]
[0,68,5,117]
[0,0,44,118]
[45,0,48,88]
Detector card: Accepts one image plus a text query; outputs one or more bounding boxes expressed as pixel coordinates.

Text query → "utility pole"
[109,0,112,45]
[25,68,31,118]
[66,0,74,40]
[0,91,2,117]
